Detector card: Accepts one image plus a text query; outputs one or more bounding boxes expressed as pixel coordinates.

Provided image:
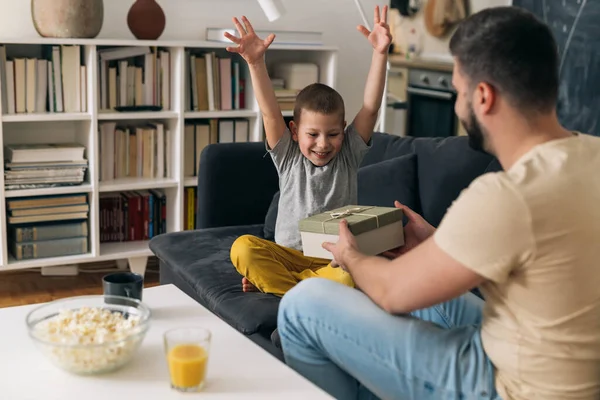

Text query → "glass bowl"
[25,295,151,375]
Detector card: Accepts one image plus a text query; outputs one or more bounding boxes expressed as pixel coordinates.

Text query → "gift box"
[299,205,404,259]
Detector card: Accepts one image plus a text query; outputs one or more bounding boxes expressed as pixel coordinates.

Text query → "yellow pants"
[230,235,355,296]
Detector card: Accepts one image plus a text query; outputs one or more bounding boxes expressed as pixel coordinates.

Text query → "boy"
[226,6,392,296]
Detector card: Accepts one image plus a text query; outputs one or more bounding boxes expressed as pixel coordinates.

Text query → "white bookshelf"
[0,38,338,275]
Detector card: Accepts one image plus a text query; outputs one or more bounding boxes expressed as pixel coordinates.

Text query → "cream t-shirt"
[434,134,600,400]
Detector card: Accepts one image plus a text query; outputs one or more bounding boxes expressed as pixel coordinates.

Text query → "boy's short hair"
[293,83,345,124]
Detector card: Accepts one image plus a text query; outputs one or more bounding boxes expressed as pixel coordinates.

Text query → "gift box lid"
[299,205,403,236]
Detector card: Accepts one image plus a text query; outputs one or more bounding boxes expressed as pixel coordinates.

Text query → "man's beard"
[461,106,489,154]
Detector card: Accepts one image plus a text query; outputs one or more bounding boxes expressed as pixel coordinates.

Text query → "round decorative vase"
[32,0,103,38]
[127,0,166,40]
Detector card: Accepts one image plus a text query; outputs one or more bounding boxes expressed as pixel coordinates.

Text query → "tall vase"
[32,0,103,38]
[127,0,166,40]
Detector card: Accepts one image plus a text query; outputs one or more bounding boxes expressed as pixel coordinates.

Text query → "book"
[206,28,323,45]
[98,46,151,61]
[7,194,87,210]
[99,190,166,243]
[9,220,88,243]
[9,204,89,217]
[9,236,88,260]
[4,143,85,163]
[8,212,88,225]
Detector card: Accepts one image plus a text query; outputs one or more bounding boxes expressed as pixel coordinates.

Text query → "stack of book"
[98,122,171,181]
[274,88,298,111]
[7,194,89,261]
[99,189,166,243]
[183,119,249,177]
[0,44,86,114]
[4,143,88,190]
[185,51,245,112]
[271,78,285,91]
[272,78,297,111]
[97,46,170,111]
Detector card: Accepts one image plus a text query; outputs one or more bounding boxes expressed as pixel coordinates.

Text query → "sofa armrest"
[197,142,279,229]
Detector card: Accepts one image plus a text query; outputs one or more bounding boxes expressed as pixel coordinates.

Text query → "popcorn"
[33,306,145,374]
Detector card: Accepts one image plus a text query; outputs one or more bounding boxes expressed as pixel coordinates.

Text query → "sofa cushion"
[149,225,280,335]
[357,153,420,214]
[196,142,278,228]
[412,137,496,227]
[263,191,280,241]
[360,132,417,167]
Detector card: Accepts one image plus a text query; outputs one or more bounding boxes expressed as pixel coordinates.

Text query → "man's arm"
[352,5,392,144]
[323,174,533,314]
[341,238,485,314]
[225,16,286,150]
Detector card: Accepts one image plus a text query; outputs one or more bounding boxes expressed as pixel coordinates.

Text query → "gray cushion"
[360,132,417,167]
[412,137,495,226]
[263,191,280,240]
[357,153,420,214]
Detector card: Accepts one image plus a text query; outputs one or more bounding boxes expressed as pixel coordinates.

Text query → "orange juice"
[167,344,208,389]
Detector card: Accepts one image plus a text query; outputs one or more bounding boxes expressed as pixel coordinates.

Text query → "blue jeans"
[278,278,500,400]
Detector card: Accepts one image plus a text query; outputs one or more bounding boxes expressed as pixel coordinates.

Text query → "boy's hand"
[357,5,392,54]
[224,16,275,65]
[224,15,284,149]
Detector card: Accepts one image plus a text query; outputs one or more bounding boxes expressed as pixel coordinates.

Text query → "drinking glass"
[164,327,211,392]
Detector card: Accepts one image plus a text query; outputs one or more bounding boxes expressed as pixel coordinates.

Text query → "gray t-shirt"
[267,124,371,251]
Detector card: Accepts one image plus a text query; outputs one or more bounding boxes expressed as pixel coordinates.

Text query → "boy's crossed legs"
[230,235,354,296]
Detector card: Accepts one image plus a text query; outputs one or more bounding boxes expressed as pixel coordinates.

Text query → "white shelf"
[1,242,151,270]
[2,242,152,270]
[183,177,197,187]
[2,113,91,122]
[184,110,257,119]
[0,39,338,272]
[282,111,293,117]
[97,111,179,120]
[5,253,95,270]
[0,37,338,51]
[98,241,152,260]
[99,177,178,192]
[4,183,93,198]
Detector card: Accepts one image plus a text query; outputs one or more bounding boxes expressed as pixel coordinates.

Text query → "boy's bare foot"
[242,277,258,292]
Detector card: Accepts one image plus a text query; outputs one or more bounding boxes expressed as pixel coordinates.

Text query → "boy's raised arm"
[225,16,286,150]
[351,5,393,144]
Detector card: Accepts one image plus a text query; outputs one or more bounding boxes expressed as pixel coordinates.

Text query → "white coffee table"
[0,284,332,399]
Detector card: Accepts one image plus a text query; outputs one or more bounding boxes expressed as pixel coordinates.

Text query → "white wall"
[0,0,510,116]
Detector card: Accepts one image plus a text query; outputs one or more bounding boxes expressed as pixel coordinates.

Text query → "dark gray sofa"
[149,132,501,361]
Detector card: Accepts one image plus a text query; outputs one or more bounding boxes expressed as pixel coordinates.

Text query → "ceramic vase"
[32,0,103,38]
[127,0,166,40]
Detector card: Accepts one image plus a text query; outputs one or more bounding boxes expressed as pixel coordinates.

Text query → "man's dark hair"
[293,83,345,124]
[449,6,559,113]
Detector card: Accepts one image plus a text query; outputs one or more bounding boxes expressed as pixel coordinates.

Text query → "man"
[277,6,600,400]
